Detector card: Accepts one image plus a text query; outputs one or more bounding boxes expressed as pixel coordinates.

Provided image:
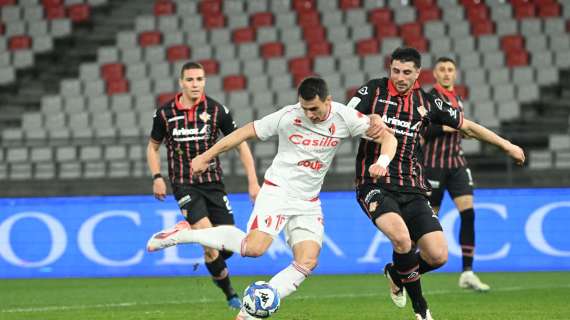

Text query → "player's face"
[179,68,206,101]
[389,60,420,94]
[299,95,332,123]
[433,61,456,89]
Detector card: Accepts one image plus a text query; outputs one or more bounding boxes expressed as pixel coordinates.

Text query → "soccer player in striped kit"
[147,61,260,309]
[349,48,524,320]
[423,57,489,291]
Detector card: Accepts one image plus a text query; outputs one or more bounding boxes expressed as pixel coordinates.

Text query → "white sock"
[269,262,311,299]
[177,225,246,255]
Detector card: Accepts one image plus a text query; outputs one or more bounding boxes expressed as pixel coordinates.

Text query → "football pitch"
[1,272,569,320]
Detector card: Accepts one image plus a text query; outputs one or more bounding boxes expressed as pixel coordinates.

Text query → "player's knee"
[297,257,318,271]
[203,248,219,262]
[391,234,412,253]
[244,243,267,257]
[425,247,448,267]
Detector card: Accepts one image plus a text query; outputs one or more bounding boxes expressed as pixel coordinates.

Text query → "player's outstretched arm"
[237,141,260,201]
[459,118,525,166]
[192,122,258,175]
[368,129,398,178]
[147,140,167,201]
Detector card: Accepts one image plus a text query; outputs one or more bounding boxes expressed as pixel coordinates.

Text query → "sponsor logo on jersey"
[358,86,368,95]
[381,114,421,131]
[172,125,210,141]
[378,98,398,106]
[297,159,324,171]
[288,134,339,147]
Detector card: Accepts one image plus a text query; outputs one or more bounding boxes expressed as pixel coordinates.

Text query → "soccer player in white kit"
[146,77,398,319]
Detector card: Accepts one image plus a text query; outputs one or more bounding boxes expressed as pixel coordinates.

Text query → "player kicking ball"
[146,77,397,319]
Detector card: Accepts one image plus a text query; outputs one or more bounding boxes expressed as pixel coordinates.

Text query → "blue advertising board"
[1,188,569,278]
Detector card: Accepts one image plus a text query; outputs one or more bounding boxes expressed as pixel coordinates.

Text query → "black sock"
[459,208,475,271]
[205,255,237,300]
[393,250,428,315]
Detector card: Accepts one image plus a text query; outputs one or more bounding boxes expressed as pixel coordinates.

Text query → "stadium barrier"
[1,188,569,278]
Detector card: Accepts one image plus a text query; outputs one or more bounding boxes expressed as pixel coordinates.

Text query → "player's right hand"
[153,178,167,201]
[369,163,388,178]
[506,143,525,166]
[191,154,209,175]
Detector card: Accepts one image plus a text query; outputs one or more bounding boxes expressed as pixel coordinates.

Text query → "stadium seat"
[232,26,255,43]
[8,35,32,50]
[166,44,189,61]
[154,0,175,16]
[223,75,246,91]
[356,38,379,56]
[506,51,529,67]
[307,42,331,58]
[339,0,360,10]
[100,63,125,81]
[197,59,219,74]
[67,4,90,23]
[106,79,129,95]
[199,0,222,15]
[514,3,535,19]
[418,6,441,23]
[138,31,162,47]
[250,12,273,28]
[500,34,524,52]
[44,6,66,20]
[203,14,225,29]
[368,8,392,25]
[260,42,284,59]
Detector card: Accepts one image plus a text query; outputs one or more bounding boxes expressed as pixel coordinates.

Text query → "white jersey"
[253,101,370,200]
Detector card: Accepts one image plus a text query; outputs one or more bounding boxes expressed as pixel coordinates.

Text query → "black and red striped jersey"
[150,93,237,185]
[348,77,463,194]
[422,83,468,169]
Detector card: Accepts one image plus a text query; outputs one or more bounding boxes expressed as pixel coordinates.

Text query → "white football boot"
[235,308,260,320]
[146,220,190,252]
[459,271,490,292]
[384,263,406,308]
[415,309,434,320]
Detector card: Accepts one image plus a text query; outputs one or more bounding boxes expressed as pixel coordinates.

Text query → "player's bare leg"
[453,195,490,291]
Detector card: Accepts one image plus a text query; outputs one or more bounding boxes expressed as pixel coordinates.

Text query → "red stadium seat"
[232,27,255,43]
[455,85,469,99]
[197,59,219,74]
[506,51,529,67]
[223,75,247,91]
[100,63,125,81]
[138,31,162,47]
[106,79,129,95]
[166,44,190,62]
[0,0,15,6]
[356,38,379,56]
[404,36,428,52]
[298,11,320,28]
[8,35,32,50]
[418,6,441,23]
[251,12,273,28]
[399,22,422,39]
[368,8,392,25]
[199,0,222,15]
[303,26,326,42]
[288,57,312,75]
[467,5,489,23]
[67,4,90,23]
[500,35,524,52]
[157,92,176,106]
[44,6,65,19]
[375,24,398,39]
[260,42,284,59]
[293,0,316,12]
[419,69,435,85]
[41,0,61,7]
[293,71,314,86]
[307,42,331,58]
[472,20,495,36]
[514,3,535,19]
[339,0,360,10]
[538,3,561,17]
[414,0,435,8]
[203,14,225,29]
[154,0,175,16]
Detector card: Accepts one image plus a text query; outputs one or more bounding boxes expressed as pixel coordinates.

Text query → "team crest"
[293,117,302,126]
[328,123,336,135]
[434,98,444,110]
[199,111,211,122]
[358,86,368,95]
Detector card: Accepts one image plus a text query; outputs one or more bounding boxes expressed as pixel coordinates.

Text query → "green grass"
[1,272,569,320]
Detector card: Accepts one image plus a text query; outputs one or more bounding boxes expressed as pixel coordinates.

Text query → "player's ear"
[325,95,332,105]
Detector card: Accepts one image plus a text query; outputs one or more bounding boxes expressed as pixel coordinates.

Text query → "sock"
[269,262,310,299]
[393,250,428,315]
[459,208,475,271]
[177,225,247,255]
[418,253,439,274]
[205,254,237,300]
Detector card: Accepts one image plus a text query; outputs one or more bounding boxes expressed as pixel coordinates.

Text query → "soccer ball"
[242,281,280,318]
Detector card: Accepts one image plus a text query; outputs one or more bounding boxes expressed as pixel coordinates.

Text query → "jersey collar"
[434,83,459,108]
[388,79,420,97]
[175,92,205,111]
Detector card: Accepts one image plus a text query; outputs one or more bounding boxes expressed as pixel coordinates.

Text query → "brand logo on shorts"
[364,189,382,204]
[369,201,378,212]
[177,195,191,208]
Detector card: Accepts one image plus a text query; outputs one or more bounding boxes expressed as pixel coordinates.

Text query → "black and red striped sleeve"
[425,91,463,129]
[150,107,167,143]
[218,104,238,136]
[346,80,376,114]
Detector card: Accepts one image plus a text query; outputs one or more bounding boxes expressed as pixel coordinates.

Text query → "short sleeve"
[339,105,371,138]
[426,93,463,129]
[346,80,375,114]
[218,105,238,136]
[253,107,290,141]
[150,109,167,142]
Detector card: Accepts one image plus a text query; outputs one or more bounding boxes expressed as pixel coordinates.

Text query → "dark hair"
[390,47,422,68]
[297,77,329,102]
[435,56,456,66]
[179,61,204,79]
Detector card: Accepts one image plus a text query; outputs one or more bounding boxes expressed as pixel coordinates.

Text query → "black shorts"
[356,184,442,242]
[424,166,474,207]
[172,182,235,226]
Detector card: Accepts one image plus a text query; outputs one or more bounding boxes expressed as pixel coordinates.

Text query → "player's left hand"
[506,143,525,166]
[365,114,386,139]
[369,163,388,178]
[191,154,209,175]
[248,182,261,202]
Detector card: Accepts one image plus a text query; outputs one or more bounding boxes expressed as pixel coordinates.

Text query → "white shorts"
[246,184,324,247]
